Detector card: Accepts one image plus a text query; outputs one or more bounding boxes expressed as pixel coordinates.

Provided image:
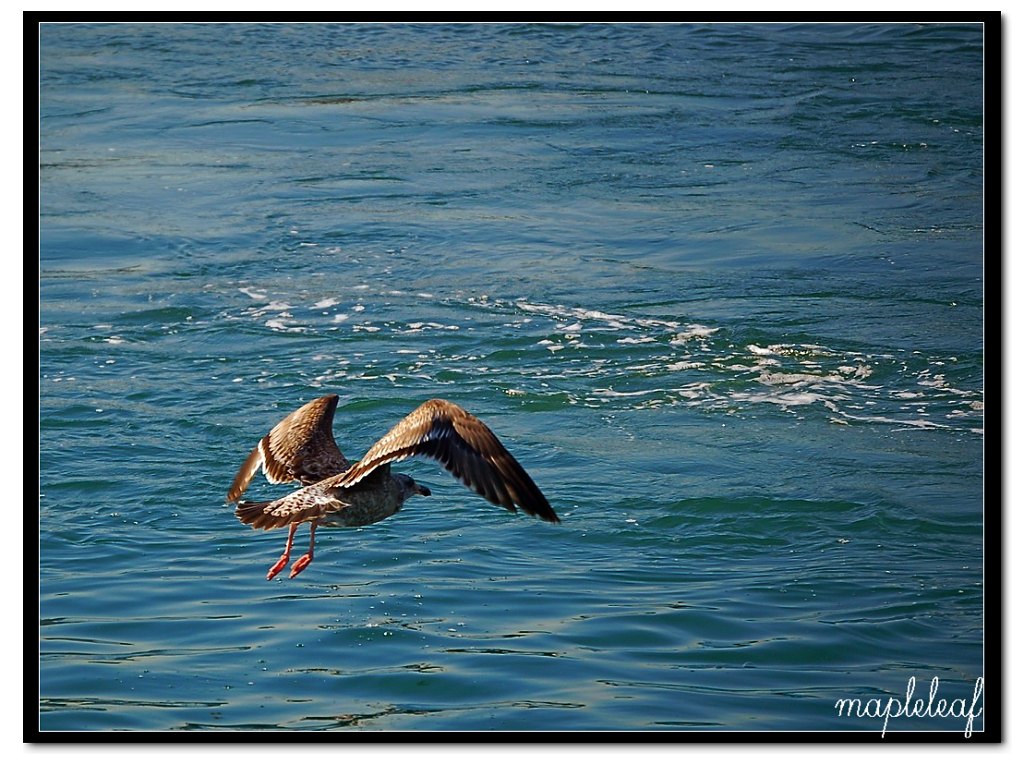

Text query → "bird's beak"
[416,483,432,497]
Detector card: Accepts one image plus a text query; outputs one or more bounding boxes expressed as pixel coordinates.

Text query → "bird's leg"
[289,520,318,579]
[267,522,299,581]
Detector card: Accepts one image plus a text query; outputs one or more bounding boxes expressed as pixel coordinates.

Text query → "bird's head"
[396,473,431,502]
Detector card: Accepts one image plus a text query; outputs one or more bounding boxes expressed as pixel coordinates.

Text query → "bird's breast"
[319,483,403,528]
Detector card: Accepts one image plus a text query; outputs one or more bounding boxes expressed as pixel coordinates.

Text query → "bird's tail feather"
[235,500,273,528]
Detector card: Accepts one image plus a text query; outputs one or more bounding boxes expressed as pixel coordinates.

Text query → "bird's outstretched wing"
[337,399,559,523]
[227,394,350,503]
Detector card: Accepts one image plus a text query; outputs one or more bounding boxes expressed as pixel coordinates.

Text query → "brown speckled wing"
[226,394,350,503]
[337,399,558,523]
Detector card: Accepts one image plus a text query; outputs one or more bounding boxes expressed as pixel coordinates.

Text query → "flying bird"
[227,395,558,580]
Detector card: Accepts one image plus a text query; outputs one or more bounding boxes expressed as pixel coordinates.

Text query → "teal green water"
[38,22,986,734]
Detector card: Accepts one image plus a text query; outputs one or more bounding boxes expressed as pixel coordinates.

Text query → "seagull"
[227,394,558,580]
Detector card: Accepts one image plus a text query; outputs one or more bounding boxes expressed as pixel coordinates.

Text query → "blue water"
[37,22,987,734]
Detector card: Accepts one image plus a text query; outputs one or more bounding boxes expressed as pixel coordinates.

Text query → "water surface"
[38,22,986,734]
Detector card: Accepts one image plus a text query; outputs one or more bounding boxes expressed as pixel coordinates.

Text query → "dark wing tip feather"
[493,455,559,523]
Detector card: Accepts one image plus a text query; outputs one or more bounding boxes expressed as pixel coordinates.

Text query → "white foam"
[590,387,662,398]
[239,286,266,300]
[730,389,827,407]
[265,318,304,333]
[514,300,681,333]
[837,364,872,379]
[759,371,846,387]
[404,321,460,333]
[671,325,719,343]
[666,360,701,371]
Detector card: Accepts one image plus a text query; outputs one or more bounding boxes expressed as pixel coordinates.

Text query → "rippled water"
[37,22,987,735]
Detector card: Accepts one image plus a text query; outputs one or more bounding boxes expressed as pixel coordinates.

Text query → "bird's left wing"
[337,399,559,523]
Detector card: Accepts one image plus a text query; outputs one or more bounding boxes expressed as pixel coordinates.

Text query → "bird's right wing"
[226,394,350,503]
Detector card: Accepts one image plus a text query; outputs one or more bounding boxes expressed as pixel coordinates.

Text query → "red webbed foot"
[289,554,313,579]
[267,554,290,581]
